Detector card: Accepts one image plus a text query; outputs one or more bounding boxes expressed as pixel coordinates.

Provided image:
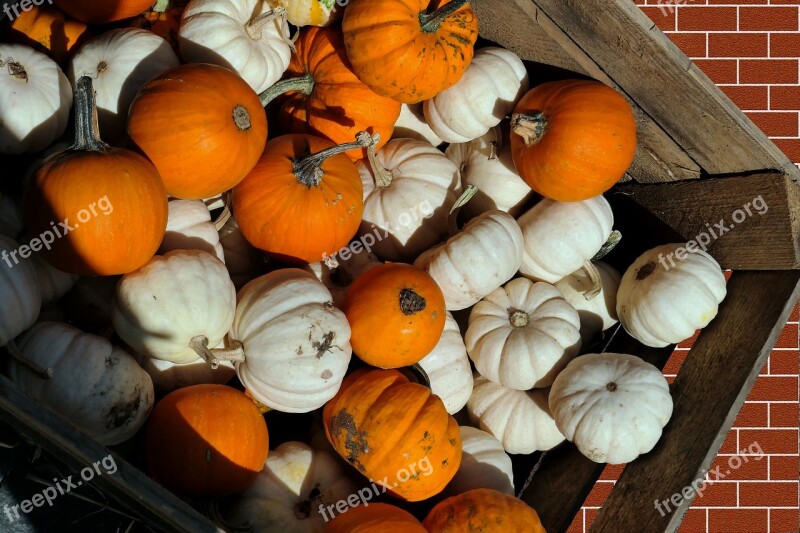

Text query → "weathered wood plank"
[592,270,800,533]
[617,172,800,270]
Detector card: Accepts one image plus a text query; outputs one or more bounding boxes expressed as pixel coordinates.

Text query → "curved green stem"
[70,76,109,152]
[419,0,470,33]
[293,132,377,187]
[448,185,479,236]
[246,6,287,40]
[365,135,394,188]
[259,72,315,107]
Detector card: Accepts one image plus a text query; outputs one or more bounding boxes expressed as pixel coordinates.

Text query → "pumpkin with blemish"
[322,368,461,501]
[423,488,546,533]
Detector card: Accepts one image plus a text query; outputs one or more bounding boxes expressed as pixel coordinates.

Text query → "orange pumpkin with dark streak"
[324,503,427,532]
[57,0,156,23]
[423,488,547,532]
[2,4,90,64]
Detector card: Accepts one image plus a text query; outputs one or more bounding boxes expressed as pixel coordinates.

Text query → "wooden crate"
[2,1,799,532]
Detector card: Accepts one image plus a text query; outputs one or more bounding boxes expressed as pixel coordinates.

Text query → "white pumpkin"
[135,342,235,394]
[32,254,79,305]
[392,103,443,147]
[549,353,673,464]
[267,0,342,27]
[0,235,41,346]
[226,441,357,533]
[0,192,23,239]
[424,47,529,144]
[179,0,292,94]
[517,196,614,283]
[417,312,473,414]
[414,210,524,311]
[0,44,72,155]
[160,199,226,263]
[112,250,236,364]
[443,426,514,496]
[446,126,532,220]
[229,269,352,413]
[466,278,581,390]
[616,243,727,348]
[357,138,461,262]
[219,215,266,290]
[467,375,565,454]
[304,251,381,308]
[555,261,621,344]
[67,28,179,144]
[9,322,154,445]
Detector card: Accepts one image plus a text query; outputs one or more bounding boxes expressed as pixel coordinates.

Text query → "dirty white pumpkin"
[0,235,41,346]
[549,353,673,464]
[303,251,381,308]
[443,426,514,496]
[160,199,225,263]
[417,312,473,414]
[555,261,621,344]
[392,103,443,147]
[616,243,727,348]
[267,0,342,27]
[32,254,79,305]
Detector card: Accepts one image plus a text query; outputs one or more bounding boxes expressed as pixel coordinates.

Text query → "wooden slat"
[617,172,800,270]
[592,270,800,532]
[0,375,221,533]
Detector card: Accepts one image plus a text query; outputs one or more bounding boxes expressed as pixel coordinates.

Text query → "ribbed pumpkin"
[232,133,367,264]
[323,369,462,501]
[128,63,267,200]
[262,25,401,160]
[145,384,269,496]
[57,0,155,23]
[324,503,427,533]
[25,76,167,276]
[342,0,478,104]
[510,80,637,201]
[2,4,90,64]
[423,488,546,533]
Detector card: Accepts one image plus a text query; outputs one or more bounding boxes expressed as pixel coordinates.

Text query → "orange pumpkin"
[423,488,546,533]
[2,4,90,64]
[232,133,368,264]
[145,384,269,496]
[324,503,427,533]
[128,0,188,51]
[261,26,401,160]
[57,0,156,23]
[128,64,268,200]
[24,76,167,276]
[344,263,445,368]
[342,0,478,104]
[323,368,461,501]
[510,80,637,202]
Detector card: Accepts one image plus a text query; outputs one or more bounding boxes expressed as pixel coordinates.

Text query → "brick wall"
[568,3,800,533]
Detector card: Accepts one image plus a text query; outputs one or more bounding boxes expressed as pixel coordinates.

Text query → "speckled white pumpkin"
[417,312,473,414]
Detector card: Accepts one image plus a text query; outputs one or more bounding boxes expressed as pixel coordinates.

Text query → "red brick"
[640,6,677,31]
[710,453,768,480]
[664,349,690,375]
[747,376,798,401]
[790,304,799,322]
[668,32,708,57]
[696,481,738,506]
[740,481,799,507]
[585,509,599,529]
[566,512,583,533]
[771,85,800,111]
[739,429,798,454]
[745,111,799,136]
[678,7,738,31]
[708,509,768,533]
[770,508,800,533]
[676,509,708,532]
[770,402,799,427]
[771,33,800,58]
[773,322,799,349]
[720,85,769,109]
[769,455,800,480]
[740,59,799,84]
[740,7,799,31]
[733,402,769,428]
[719,428,739,454]
[584,481,613,506]
[709,33,768,57]
[770,347,800,375]
[599,463,625,481]
[773,138,800,163]
[694,59,739,83]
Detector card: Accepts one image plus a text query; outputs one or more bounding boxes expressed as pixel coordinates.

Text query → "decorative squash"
[127,63,267,200]
[555,261,621,344]
[510,80,637,202]
[263,26,401,161]
[342,0,478,103]
[357,138,461,261]
[549,353,674,464]
[145,384,269,495]
[616,243,727,348]
[67,28,179,144]
[31,254,78,305]
[466,278,581,390]
[159,200,225,263]
[0,235,41,347]
[323,368,462,501]
[304,251,382,308]
[25,76,167,276]
[443,426,514,496]
[393,103,443,146]
[219,215,267,289]
[57,0,156,23]
[179,0,292,94]
[136,348,235,394]
[129,0,189,51]
[112,250,236,364]
[9,322,154,445]
[268,0,343,27]
[233,133,368,264]
[414,210,524,311]
[226,441,358,533]
[423,488,546,533]
[446,126,532,219]
[417,312,473,415]
[467,375,565,454]
[344,263,445,368]
[424,47,529,143]
[2,4,90,64]
[517,196,614,283]
[324,503,427,533]
[0,44,72,155]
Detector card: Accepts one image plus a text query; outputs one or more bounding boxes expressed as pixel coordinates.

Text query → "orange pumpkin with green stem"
[324,503,427,533]
[423,488,547,532]
[57,0,156,23]
[2,4,90,64]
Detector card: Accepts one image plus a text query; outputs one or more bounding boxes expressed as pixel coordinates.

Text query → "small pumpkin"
[323,368,462,501]
[423,488,546,533]
[616,243,727,348]
[0,235,41,347]
[127,63,268,200]
[324,503,427,533]
[145,384,269,495]
[268,0,343,27]
[304,251,382,308]
[549,353,674,464]
[344,263,446,368]
[443,426,514,496]
[510,80,637,201]
[417,311,473,415]
[393,103,443,146]
[342,0,479,103]
[57,0,156,23]
[159,199,225,263]
[555,261,621,344]
[2,4,90,64]
[129,0,189,51]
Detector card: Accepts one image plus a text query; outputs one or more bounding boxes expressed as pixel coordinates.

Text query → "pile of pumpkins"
[0,0,731,531]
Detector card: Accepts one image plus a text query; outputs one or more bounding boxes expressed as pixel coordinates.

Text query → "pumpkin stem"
[365,136,394,189]
[190,336,246,369]
[293,131,377,188]
[399,288,426,315]
[606,382,618,392]
[509,309,529,328]
[70,76,109,152]
[419,0,470,33]
[591,230,622,262]
[487,125,503,161]
[0,57,27,82]
[448,185,479,236]
[5,340,54,380]
[245,5,287,41]
[258,71,315,107]
[400,364,431,387]
[213,191,233,231]
[511,112,548,147]
[152,0,173,12]
[581,260,602,301]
